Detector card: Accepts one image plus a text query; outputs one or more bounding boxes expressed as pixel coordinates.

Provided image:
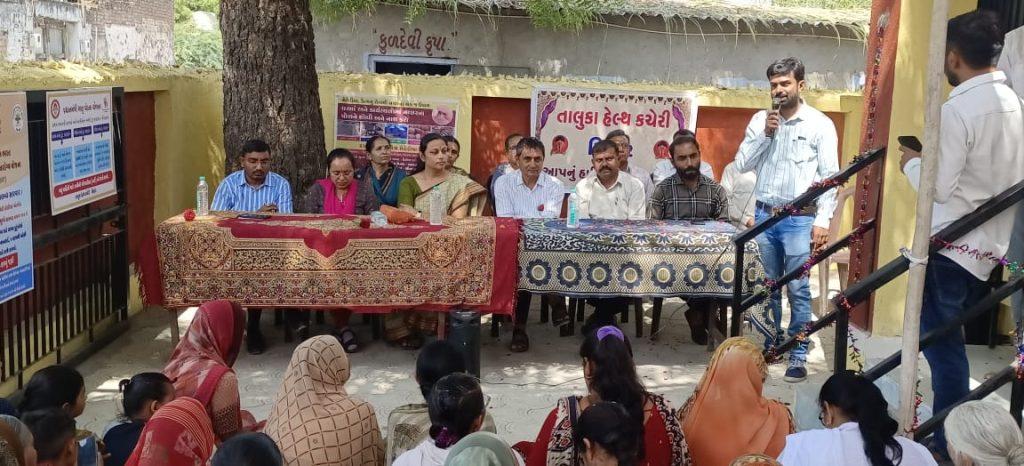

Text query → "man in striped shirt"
[210,139,294,354]
[494,137,568,351]
[734,58,839,382]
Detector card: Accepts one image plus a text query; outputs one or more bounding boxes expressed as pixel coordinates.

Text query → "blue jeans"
[921,253,988,455]
[755,206,813,366]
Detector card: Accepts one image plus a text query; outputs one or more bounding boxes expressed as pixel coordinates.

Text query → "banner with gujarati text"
[0,92,33,304]
[335,94,458,172]
[46,87,117,214]
[531,87,697,185]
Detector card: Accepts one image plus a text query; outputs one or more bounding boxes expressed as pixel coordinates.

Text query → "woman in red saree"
[163,300,262,441]
[125,397,216,466]
[522,326,689,466]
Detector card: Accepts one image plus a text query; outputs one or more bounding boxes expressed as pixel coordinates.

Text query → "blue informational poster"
[0,92,33,304]
[46,88,117,214]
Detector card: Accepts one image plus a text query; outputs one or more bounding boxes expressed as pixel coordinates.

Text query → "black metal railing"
[0,88,129,388]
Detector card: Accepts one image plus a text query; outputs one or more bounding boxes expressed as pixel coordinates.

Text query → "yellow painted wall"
[870,0,978,336]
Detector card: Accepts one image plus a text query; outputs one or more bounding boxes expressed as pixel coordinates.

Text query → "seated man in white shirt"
[898,10,1024,459]
[720,159,758,229]
[494,137,568,352]
[606,129,655,198]
[575,139,647,333]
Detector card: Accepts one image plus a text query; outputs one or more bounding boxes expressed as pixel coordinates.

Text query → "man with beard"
[899,10,1024,459]
[649,134,729,345]
[734,57,839,383]
[211,139,294,354]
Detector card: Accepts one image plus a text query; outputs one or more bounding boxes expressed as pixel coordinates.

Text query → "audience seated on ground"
[0,414,27,466]
[264,335,383,465]
[211,432,284,466]
[103,372,175,466]
[163,300,262,441]
[393,373,499,466]
[522,326,688,466]
[573,401,642,466]
[0,399,17,418]
[124,397,215,466]
[777,371,936,466]
[444,432,522,466]
[387,341,498,464]
[23,408,77,466]
[0,415,34,466]
[19,365,102,465]
[679,337,792,466]
[945,400,1024,466]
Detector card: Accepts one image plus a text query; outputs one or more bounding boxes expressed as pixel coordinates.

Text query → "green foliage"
[523,0,598,32]
[773,0,871,9]
[309,0,378,23]
[174,22,223,69]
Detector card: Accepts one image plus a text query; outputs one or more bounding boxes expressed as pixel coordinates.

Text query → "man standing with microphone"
[734,57,840,382]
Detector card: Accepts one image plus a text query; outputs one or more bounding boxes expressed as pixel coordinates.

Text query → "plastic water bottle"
[370,211,388,227]
[196,176,209,216]
[566,187,580,229]
[429,186,444,225]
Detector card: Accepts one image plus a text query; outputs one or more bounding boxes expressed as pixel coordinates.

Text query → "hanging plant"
[309,0,459,24]
[522,0,602,32]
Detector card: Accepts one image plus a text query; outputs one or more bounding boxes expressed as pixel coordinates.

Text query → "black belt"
[756,201,816,217]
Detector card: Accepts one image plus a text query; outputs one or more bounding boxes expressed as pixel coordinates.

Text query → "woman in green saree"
[391,133,488,349]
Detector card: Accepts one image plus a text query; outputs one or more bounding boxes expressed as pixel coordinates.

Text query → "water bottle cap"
[199,176,206,181]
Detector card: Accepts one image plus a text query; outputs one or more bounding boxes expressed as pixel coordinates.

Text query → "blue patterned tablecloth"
[517,219,771,333]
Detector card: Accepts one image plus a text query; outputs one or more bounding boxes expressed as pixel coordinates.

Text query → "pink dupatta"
[317,178,359,215]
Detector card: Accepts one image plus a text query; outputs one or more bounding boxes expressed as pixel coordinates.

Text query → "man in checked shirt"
[649,134,730,345]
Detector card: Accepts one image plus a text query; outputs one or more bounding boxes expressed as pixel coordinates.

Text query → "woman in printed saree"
[124,397,216,466]
[522,327,689,466]
[390,133,488,349]
[264,336,383,466]
[443,135,470,177]
[302,148,379,353]
[356,135,407,207]
[678,337,792,466]
[163,300,262,441]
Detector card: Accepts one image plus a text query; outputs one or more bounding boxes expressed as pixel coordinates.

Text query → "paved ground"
[74,270,1017,443]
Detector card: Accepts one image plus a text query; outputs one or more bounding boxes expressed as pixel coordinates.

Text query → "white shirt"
[494,170,565,219]
[720,161,757,227]
[623,164,655,199]
[734,102,840,228]
[653,160,714,185]
[902,71,1024,280]
[999,27,1024,92]
[575,171,647,220]
[393,439,525,466]
[778,422,936,466]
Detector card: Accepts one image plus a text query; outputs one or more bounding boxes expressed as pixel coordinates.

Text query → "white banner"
[46,87,117,214]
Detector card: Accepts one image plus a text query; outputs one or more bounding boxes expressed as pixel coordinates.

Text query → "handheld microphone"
[767,95,784,139]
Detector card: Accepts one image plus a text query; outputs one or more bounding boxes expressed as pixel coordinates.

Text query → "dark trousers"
[515,291,532,327]
[593,297,630,326]
[921,254,988,454]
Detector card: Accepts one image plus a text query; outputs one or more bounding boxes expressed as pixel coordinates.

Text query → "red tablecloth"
[140,213,520,315]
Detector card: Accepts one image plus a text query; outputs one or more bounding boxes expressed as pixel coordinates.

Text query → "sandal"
[509,329,529,353]
[332,327,360,353]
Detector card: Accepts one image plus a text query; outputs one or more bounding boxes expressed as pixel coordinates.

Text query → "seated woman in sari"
[678,337,793,466]
[125,397,216,466]
[355,135,407,207]
[390,133,488,349]
[444,135,471,177]
[302,148,379,353]
[163,300,262,441]
[522,326,688,466]
[265,336,383,465]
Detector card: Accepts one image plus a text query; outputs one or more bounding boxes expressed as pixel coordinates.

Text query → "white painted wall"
[315,4,866,90]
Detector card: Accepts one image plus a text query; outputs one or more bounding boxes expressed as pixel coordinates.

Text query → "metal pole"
[732,245,745,336]
[898,0,948,435]
[449,310,481,378]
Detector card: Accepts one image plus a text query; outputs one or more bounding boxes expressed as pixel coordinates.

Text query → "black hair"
[504,133,523,152]
[22,408,76,462]
[211,432,284,466]
[579,329,647,460]
[412,133,448,174]
[605,129,629,142]
[427,373,485,449]
[119,372,173,421]
[819,371,902,466]
[416,341,467,401]
[669,135,701,158]
[591,140,618,158]
[365,135,391,154]
[443,135,461,150]
[516,137,546,158]
[766,57,806,82]
[672,129,696,140]
[574,402,641,466]
[19,365,84,414]
[947,10,1003,69]
[240,139,271,157]
[326,148,356,168]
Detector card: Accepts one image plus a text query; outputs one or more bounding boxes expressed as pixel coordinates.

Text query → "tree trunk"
[220,0,324,199]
